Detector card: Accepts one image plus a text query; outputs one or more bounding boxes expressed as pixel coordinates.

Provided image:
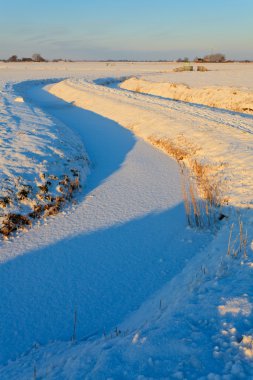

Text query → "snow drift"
[119,77,253,115]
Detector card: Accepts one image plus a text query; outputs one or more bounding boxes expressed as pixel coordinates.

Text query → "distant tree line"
[176,57,190,63]
[195,53,226,63]
[0,53,251,63]
[176,53,226,63]
[0,54,72,63]
[4,53,46,62]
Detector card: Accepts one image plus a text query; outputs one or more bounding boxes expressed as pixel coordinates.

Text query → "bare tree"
[7,55,18,62]
[32,53,46,62]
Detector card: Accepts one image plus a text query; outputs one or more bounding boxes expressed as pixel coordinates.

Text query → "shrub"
[203,53,225,63]
[197,66,208,72]
[174,65,193,72]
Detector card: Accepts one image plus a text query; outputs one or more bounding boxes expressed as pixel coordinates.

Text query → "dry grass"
[227,218,248,258]
[191,160,222,207]
[173,66,193,72]
[227,223,234,256]
[182,161,225,229]
[180,163,215,228]
[197,66,208,72]
[149,135,225,229]
[149,136,191,161]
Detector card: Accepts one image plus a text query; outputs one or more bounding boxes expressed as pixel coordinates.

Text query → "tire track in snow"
[72,78,253,135]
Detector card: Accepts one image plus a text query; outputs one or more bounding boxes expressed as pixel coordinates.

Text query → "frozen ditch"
[0,79,214,365]
[1,65,253,378]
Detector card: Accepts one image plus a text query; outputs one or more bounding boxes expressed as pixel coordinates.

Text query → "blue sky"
[0,0,252,60]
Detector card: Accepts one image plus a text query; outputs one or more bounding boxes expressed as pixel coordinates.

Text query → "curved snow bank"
[48,78,253,207]
[119,77,253,115]
[0,81,89,238]
[2,213,253,379]
[0,81,212,368]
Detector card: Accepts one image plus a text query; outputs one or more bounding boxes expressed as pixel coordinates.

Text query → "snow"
[0,80,89,238]
[0,62,253,379]
[140,62,253,90]
[119,76,253,114]
[49,75,253,207]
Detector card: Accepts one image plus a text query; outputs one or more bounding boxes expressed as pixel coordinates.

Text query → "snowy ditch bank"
[119,77,253,115]
[49,78,253,209]
[0,77,209,369]
[0,80,89,239]
[13,76,253,379]
[0,70,253,377]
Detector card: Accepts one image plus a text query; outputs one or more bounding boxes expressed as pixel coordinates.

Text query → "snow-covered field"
[0,62,253,379]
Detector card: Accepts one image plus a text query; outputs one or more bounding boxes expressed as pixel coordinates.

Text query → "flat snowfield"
[0,62,253,379]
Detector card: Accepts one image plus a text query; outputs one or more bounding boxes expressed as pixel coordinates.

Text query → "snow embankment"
[2,207,253,379]
[119,77,253,115]
[0,79,211,373]
[0,81,89,238]
[48,78,253,208]
[1,72,253,379]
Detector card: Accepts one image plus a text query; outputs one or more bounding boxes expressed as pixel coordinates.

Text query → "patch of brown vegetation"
[149,136,190,161]
[0,213,31,237]
[17,185,32,201]
[48,174,59,180]
[0,170,82,239]
[59,175,70,187]
[29,204,44,219]
[180,162,224,229]
[173,66,193,72]
[44,203,61,217]
[38,183,49,193]
[191,160,220,205]
[149,135,225,228]
[197,66,208,72]
[0,196,11,208]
